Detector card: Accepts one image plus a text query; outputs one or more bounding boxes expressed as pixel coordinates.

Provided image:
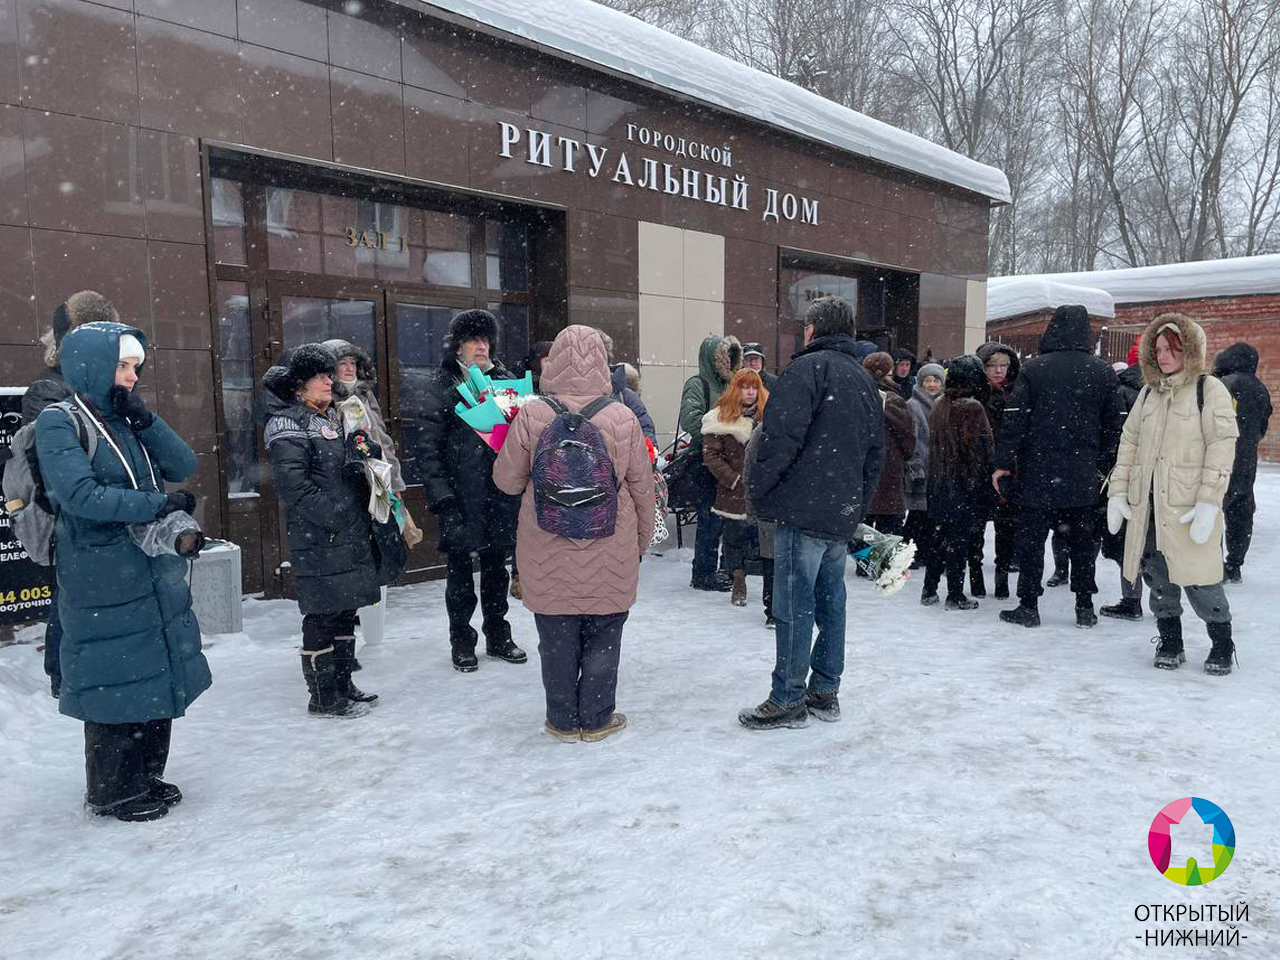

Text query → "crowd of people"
[12,289,1270,820]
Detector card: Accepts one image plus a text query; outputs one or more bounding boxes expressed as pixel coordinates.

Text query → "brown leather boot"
[731,570,748,607]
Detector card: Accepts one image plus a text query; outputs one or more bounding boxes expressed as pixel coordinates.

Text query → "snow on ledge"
[991,254,1280,307]
[416,0,1012,203]
[987,277,1114,323]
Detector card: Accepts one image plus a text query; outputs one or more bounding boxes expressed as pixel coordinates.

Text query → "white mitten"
[1179,502,1218,545]
[1106,495,1133,535]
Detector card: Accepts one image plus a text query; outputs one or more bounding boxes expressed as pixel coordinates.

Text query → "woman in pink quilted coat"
[493,325,655,743]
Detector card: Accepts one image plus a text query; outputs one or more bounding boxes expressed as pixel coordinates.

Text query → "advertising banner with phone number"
[0,388,54,626]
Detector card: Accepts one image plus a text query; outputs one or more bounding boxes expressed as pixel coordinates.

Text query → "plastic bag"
[129,510,204,558]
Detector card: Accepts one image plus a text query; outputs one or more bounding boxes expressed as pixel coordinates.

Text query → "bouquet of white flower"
[850,523,917,595]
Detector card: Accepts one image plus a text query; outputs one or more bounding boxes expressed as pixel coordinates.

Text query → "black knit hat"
[943,354,986,396]
[267,343,336,401]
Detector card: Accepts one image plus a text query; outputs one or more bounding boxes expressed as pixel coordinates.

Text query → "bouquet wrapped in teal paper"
[454,364,535,451]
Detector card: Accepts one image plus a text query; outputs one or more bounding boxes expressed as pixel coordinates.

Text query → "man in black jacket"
[412,310,526,672]
[992,304,1124,628]
[1212,342,1273,582]
[739,297,885,730]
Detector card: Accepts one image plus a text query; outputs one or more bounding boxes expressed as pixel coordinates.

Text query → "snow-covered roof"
[987,277,1114,323]
[415,0,1011,203]
[992,254,1280,307]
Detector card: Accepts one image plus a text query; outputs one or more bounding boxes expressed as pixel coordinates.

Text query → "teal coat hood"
[60,321,148,409]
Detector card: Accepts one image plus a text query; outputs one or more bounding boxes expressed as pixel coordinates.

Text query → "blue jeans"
[771,522,848,707]
[691,474,724,580]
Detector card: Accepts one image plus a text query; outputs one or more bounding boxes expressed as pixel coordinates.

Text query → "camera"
[130,510,206,559]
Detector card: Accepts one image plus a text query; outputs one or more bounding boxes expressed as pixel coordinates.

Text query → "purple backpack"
[532,396,619,539]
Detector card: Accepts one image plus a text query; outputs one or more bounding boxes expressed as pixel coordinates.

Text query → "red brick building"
[987,256,1280,461]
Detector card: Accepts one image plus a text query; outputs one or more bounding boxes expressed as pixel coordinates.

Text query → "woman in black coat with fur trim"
[263,344,382,718]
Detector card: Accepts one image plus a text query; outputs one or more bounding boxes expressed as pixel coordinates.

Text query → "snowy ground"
[3,471,1278,960]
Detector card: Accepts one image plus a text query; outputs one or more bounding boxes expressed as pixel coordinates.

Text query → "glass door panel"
[279,295,378,359]
[394,301,462,486]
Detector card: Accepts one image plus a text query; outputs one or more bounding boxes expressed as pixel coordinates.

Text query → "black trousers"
[864,513,904,536]
[445,548,510,646]
[44,591,62,692]
[301,609,358,651]
[993,505,1017,573]
[722,519,752,571]
[1015,506,1098,601]
[1050,528,1070,575]
[533,612,628,731]
[1223,487,1256,569]
[925,517,983,599]
[84,719,172,809]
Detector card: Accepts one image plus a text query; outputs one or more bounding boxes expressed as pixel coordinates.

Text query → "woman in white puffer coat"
[1106,313,1238,674]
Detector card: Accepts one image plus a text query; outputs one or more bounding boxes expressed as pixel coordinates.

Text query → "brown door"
[261,277,385,598]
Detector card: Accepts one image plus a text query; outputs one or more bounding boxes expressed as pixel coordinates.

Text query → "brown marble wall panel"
[0,102,26,224]
[328,0,402,82]
[138,0,236,38]
[18,0,137,124]
[149,240,211,349]
[30,229,150,337]
[152,347,218,452]
[724,237,774,307]
[532,82,587,130]
[585,89,636,137]
[0,0,17,106]
[464,43,549,117]
[238,0,328,63]
[331,66,405,174]
[468,113,590,209]
[917,272,967,359]
[239,43,332,160]
[567,209,636,293]
[137,16,241,141]
[724,302,781,367]
[0,222,34,341]
[184,451,224,537]
[404,86,480,186]
[140,130,203,244]
[0,342,42,386]
[401,23,467,99]
[24,110,145,236]
[567,286,638,363]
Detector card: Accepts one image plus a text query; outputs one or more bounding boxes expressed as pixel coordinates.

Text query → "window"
[217,281,257,495]
[395,302,462,486]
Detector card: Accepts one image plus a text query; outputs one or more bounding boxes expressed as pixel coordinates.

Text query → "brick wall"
[1112,293,1280,462]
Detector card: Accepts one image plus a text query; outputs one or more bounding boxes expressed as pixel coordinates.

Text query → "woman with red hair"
[702,369,769,606]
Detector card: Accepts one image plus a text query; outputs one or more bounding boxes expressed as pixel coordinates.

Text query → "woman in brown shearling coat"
[493,325,654,743]
[701,369,769,607]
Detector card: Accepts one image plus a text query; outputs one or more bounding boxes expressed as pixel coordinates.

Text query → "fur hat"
[943,354,986,396]
[917,362,945,382]
[892,348,916,364]
[267,343,336,401]
[863,351,894,381]
[322,338,376,384]
[446,309,498,352]
[41,290,121,369]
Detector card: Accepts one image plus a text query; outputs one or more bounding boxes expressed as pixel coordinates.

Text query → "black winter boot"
[1204,622,1234,676]
[333,638,378,703]
[485,622,527,664]
[1152,618,1185,670]
[1000,601,1040,628]
[1223,563,1242,584]
[994,570,1010,600]
[946,594,979,611]
[1075,598,1097,629]
[1100,597,1143,621]
[301,649,369,717]
[968,562,986,598]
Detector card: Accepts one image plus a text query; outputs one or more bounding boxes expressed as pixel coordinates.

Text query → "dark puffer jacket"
[21,368,71,426]
[263,354,381,616]
[35,322,209,724]
[1212,342,1273,499]
[994,306,1125,509]
[748,335,886,541]
[411,356,520,555]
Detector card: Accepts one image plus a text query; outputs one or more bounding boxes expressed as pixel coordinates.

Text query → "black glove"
[345,429,382,462]
[436,499,465,550]
[109,385,154,431]
[156,490,196,519]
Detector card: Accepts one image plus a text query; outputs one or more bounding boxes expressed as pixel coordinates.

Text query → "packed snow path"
[3,472,1278,959]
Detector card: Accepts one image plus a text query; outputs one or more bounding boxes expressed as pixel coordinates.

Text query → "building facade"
[0,0,1006,595]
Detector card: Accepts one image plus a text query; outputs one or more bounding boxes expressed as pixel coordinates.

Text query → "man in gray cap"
[742,342,777,390]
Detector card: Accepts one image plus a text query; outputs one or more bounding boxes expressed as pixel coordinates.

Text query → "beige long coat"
[1108,314,1238,586]
[493,325,655,615]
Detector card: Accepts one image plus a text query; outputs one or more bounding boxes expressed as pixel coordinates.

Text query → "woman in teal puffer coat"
[35,321,210,822]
